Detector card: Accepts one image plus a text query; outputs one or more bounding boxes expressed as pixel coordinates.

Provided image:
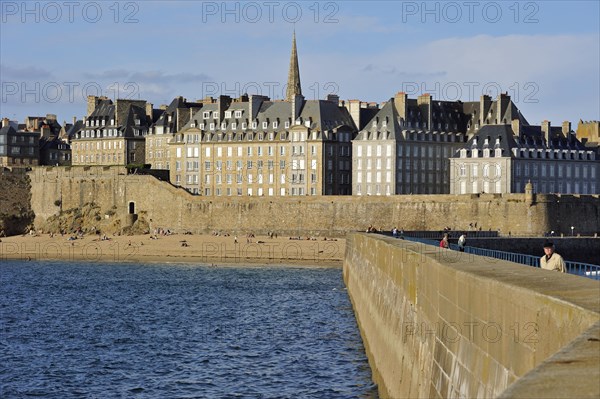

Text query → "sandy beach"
[0,233,345,267]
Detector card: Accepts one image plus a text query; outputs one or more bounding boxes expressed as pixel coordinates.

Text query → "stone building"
[145,96,204,170]
[22,114,72,166]
[168,33,356,196]
[71,97,153,166]
[450,121,600,194]
[0,118,39,168]
[577,120,600,154]
[351,92,526,195]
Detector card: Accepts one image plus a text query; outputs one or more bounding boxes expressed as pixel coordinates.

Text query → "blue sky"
[1,0,599,127]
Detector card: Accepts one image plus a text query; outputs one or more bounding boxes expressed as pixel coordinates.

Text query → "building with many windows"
[145,96,204,170]
[0,119,40,168]
[168,33,356,196]
[450,121,600,194]
[352,92,527,195]
[71,97,154,166]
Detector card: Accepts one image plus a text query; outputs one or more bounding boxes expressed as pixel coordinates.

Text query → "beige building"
[145,96,204,170]
[352,92,526,195]
[71,97,152,166]
[168,33,356,196]
[450,121,600,194]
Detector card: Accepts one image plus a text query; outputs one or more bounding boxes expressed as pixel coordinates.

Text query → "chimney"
[326,94,340,104]
[417,93,432,130]
[1,117,9,128]
[480,95,492,126]
[541,120,551,143]
[562,120,571,135]
[146,102,153,120]
[496,92,510,124]
[511,119,520,136]
[393,92,407,123]
[72,116,77,126]
[87,95,98,116]
[345,100,361,131]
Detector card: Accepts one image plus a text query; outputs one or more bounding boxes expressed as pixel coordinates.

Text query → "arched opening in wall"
[129,202,135,214]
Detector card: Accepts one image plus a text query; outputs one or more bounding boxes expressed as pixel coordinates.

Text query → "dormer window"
[273,121,278,129]
[221,122,226,130]
[263,121,268,129]
[252,122,257,129]
[225,111,232,119]
[203,112,210,119]
[234,110,242,118]
[483,149,490,157]
[101,119,105,126]
[210,123,215,130]
[199,123,204,130]
[285,121,290,129]
[135,119,141,126]
[213,111,219,119]
[232,122,237,130]
[242,122,247,130]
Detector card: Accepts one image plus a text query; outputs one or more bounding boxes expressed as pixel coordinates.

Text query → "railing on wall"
[397,235,600,281]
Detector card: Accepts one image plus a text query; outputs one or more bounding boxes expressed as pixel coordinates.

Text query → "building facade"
[352,92,526,195]
[167,33,356,196]
[145,96,204,170]
[71,97,152,166]
[450,121,600,194]
[0,119,40,168]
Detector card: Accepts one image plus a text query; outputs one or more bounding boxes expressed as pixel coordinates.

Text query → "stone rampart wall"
[27,166,600,237]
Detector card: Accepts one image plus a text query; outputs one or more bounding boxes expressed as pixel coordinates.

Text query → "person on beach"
[540,242,566,273]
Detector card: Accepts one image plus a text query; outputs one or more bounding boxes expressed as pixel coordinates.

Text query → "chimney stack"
[511,119,520,136]
[394,92,408,123]
[417,93,432,130]
[541,120,551,143]
[146,103,154,120]
[562,121,571,135]
[1,117,9,128]
[479,95,492,126]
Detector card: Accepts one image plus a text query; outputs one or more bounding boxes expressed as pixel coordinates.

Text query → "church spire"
[286,31,302,101]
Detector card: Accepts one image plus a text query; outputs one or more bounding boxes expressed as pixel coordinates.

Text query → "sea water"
[0,261,378,398]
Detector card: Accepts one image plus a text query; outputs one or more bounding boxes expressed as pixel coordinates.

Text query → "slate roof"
[454,124,592,158]
[179,97,356,137]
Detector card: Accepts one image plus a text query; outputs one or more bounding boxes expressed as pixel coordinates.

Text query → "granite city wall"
[27,166,600,237]
[343,233,600,398]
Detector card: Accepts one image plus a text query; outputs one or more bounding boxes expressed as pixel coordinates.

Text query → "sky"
[1,0,599,127]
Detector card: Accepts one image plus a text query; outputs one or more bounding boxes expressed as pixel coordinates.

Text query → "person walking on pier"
[458,233,466,252]
[540,242,566,273]
[439,233,449,249]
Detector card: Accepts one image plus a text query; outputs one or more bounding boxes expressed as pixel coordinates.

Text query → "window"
[235,110,242,118]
